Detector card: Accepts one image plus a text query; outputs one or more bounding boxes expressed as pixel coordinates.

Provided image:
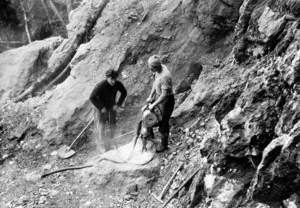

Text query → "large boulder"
[0,37,63,106]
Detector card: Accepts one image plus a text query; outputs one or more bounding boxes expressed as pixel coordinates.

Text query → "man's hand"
[101,107,107,113]
[113,105,118,111]
[146,96,153,103]
[141,105,148,112]
[148,103,155,111]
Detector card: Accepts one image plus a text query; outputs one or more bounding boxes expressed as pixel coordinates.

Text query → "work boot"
[149,128,154,139]
[156,133,168,153]
[156,144,168,152]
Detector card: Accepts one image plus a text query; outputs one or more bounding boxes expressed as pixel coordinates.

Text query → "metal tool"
[152,162,184,203]
[125,121,142,161]
[57,119,94,159]
[114,130,136,139]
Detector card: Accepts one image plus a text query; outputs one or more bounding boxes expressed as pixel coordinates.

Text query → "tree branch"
[47,0,66,26]
[20,0,31,43]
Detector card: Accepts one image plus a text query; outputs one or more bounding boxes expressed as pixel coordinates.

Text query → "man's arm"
[116,82,127,107]
[90,83,104,111]
[149,89,167,110]
[147,83,156,103]
[149,75,172,110]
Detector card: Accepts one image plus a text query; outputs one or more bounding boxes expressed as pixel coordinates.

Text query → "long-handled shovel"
[57,119,94,159]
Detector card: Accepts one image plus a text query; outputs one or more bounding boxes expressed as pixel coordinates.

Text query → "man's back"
[90,80,126,110]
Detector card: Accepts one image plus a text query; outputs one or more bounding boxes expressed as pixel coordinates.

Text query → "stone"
[258,7,287,42]
[189,27,203,44]
[124,194,131,201]
[185,151,190,157]
[16,195,28,205]
[49,190,59,196]
[43,164,52,170]
[50,151,58,156]
[38,196,47,204]
[168,154,174,161]
[125,183,138,194]
[170,180,180,190]
[187,138,194,148]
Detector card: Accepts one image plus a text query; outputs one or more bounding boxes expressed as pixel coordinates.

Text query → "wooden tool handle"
[68,119,94,150]
[159,162,184,198]
[161,167,201,208]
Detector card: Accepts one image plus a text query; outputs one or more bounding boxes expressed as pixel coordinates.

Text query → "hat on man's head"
[148,55,161,67]
[105,69,118,78]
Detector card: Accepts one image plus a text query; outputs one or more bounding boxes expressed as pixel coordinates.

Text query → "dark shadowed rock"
[214,86,244,123]
[220,64,285,157]
[252,123,300,205]
[234,0,264,38]
[174,61,203,94]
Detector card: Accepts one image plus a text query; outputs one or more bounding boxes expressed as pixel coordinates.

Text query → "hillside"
[1,0,300,207]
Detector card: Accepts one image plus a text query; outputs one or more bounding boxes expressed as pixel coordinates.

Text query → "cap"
[148,55,161,67]
[105,69,118,78]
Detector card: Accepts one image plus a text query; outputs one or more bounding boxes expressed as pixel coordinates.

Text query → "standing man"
[90,69,127,152]
[146,55,175,152]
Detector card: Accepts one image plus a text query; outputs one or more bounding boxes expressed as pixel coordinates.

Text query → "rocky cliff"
[1,0,300,207]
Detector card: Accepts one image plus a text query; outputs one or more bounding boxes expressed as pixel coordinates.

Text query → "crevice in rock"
[234,0,267,39]
[214,86,244,124]
[274,21,298,56]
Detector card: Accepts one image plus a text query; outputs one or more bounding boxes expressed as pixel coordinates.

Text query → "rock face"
[189,1,300,207]
[171,0,300,207]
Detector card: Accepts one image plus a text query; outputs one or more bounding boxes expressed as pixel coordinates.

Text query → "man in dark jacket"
[90,69,127,152]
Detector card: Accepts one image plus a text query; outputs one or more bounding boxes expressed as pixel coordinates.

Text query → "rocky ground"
[0,125,190,208]
[0,113,273,208]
